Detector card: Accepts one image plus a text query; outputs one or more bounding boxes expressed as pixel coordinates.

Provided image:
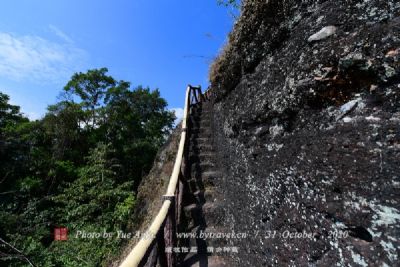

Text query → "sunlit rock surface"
[210,0,400,266]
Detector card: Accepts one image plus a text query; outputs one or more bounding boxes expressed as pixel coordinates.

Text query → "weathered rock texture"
[210,0,400,266]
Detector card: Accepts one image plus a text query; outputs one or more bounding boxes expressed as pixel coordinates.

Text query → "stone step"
[180,230,228,266]
[191,124,211,131]
[189,152,215,160]
[202,203,223,225]
[193,137,211,142]
[193,189,215,204]
[189,135,213,141]
[190,108,210,115]
[190,131,212,140]
[190,141,213,148]
[191,108,211,114]
[191,118,211,125]
[189,152,216,162]
[185,204,226,238]
[180,240,209,267]
[202,170,220,179]
[191,133,212,140]
[190,145,215,154]
[191,113,211,120]
[187,178,214,193]
[182,189,212,206]
[191,126,211,134]
[178,225,203,249]
[190,128,212,135]
[187,179,199,192]
[196,171,220,187]
[195,110,211,115]
[198,225,230,248]
[190,120,210,126]
[191,127,211,133]
[191,115,211,122]
[183,204,206,228]
[191,159,215,166]
[183,203,201,216]
[181,256,227,267]
[187,178,204,192]
[191,119,211,125]
[196,162,216,173]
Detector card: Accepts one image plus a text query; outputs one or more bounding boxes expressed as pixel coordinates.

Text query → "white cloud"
[0,31,87,84]
[49,24,73,44]
[170,107,184,126]
[26,111,42,121]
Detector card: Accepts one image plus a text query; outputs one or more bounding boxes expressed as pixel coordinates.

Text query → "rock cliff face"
[210,0,400,266]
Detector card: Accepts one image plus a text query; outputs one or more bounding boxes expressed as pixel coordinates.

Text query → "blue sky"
[0,0,234,121]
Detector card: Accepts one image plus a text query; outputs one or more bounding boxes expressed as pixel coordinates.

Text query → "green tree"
[0,93,52,267]
[50,143,134,266]
[61,68,175,187]
[63,68,116,129]
[0,92,27,128]
[43,101,87,162]
[0,92,30,194]
[104,86,175,187]
[0,68,175,266]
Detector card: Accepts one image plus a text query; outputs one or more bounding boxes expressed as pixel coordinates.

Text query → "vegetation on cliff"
[0,68,175,266]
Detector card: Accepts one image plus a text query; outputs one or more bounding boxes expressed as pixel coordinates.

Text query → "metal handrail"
[119,85,204,267]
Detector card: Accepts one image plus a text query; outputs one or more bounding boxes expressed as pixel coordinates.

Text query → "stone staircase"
[178,101,227,267]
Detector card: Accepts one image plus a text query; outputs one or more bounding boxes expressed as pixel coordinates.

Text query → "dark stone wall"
[211,0,400,266]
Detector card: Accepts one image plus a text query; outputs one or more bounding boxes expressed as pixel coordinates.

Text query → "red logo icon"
[54,227,68,241]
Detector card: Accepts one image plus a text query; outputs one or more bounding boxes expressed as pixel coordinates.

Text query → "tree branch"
[0,237,37,267]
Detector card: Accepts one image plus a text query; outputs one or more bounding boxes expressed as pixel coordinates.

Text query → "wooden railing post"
[143,241,158,267]
[188,85,203,105]
[177,175,184,226]
[137,237,158,267]
[197,87,204,102]
[163,198,176,267]
[194,92,199,103]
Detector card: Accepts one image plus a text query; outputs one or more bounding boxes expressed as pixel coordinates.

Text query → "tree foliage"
[217,0,240,9]
[217,0,241,19]
[0,68,175,266]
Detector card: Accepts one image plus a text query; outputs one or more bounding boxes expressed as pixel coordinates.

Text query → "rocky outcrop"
[210,0,400,266]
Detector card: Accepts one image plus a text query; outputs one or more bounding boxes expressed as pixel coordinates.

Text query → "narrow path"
[179,101,227,267]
